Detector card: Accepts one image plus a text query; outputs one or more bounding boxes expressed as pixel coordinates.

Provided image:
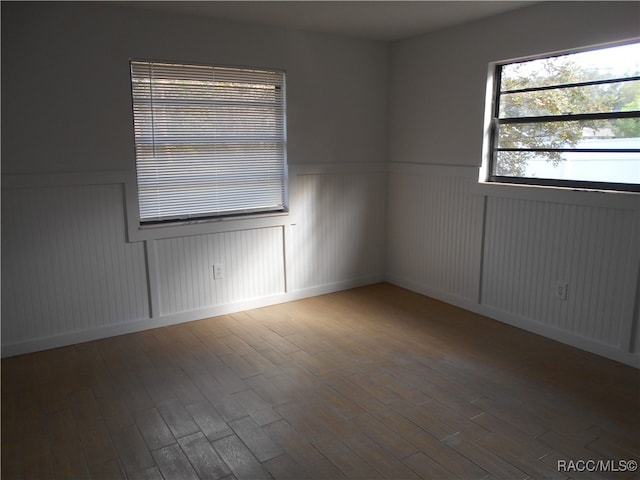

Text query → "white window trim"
[127,60,289,229]
[479,38,640,195]
[124,171,290,242]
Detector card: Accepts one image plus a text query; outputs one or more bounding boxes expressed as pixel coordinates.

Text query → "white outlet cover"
[555,281,568,300]
[214,264,225,279]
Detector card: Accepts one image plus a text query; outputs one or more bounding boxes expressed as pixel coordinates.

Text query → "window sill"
[127,211,290,242]
[473,181,640,210]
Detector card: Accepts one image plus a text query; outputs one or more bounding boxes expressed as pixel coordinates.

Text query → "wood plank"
[312,383,365,419]
[178,431,232,480]
[111,425,156,476]
[5,429,53,479]
[444,433,529,479]
[156,397,200,439]
[476,432,567,480]
[135,408,176,451]
[263,454,311,480]
[364,401,489,479]
[2,283,638,480]
[127,466,165,480]
[470,411,553,459]
[186,400,234,442]
[76,417,119,466]
[221,352,261,379]
[347,372,402,404]
[241,349,281,377]
[371,372,429,404]
[263,420,346,479]
[246,373,305,407]
[232,388,281,426]
[88,459,127,480]
[152,444,199,480]
[343,434,420,479]
[311,437,383,479]
[229,415,284,462]
[393,400,459,441]
[212,434,272,480]
[402,452,457,479]
[351,412,418,459]
[274,401,332,440]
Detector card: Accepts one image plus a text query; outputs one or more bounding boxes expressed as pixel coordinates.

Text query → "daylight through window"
[130,61,287,224]
[487,41,640,191]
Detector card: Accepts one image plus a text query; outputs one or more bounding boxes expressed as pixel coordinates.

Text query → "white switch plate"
[213,264,225,280]
[555,281,568,300]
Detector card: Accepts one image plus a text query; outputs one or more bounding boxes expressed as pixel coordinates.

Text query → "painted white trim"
[388,162,478,178]
[1,274,383,358]
[388,274,640,369]
[386,162,640,210]
[2,164,387,243]
[386,274,484,320]
[1,164,388,187]
[128,211,292,242]
[283,223,294,293]
[474,181,640,210]
[478,304,640,369]
[620,207,640,353]
[2,170,130,189]
[144,240,161,318]
[290,162,388,175]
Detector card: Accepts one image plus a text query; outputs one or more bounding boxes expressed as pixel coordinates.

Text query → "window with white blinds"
[130,60,287,224]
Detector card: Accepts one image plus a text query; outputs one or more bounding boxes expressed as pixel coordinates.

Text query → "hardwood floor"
[2,283,639,479]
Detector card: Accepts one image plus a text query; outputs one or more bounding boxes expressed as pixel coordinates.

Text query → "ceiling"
[119,1,540,41]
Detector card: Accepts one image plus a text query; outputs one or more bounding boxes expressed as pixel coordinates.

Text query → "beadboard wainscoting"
[3,163,639,367]
[1,163,387,357]
[387,162,640,367]
[2,180,150,350]
[289,166,387,292]
[386,164,484,309]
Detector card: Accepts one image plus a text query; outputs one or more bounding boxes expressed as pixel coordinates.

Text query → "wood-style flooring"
[2,283,639,479]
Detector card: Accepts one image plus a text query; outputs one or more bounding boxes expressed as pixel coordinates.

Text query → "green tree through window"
[489,42,640,190]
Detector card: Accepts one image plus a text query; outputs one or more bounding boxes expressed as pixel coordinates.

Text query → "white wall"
[1,2,389,174]
[388,1,640,367]
[1,2,388,355]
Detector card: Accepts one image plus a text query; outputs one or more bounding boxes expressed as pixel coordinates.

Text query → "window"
[130,61,287,224]
[485,41,640,192]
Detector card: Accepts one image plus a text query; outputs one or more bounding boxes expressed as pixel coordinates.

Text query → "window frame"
[483,40,640,193]
[129,59,289,228]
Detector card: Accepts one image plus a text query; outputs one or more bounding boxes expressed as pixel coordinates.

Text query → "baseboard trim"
[1,275,382,358]
[387,274,640,369]
[386,274,481,315]
[5,272,637,369]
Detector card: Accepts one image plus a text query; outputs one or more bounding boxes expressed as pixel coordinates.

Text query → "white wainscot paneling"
[2,184,149,348]
[387,165,639,366]
[482,197,636,348]
[386,165,484,306]
[155,227,286,315]
[289,169,386,292]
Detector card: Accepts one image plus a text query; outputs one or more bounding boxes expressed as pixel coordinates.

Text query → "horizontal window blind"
[130,61,287,223]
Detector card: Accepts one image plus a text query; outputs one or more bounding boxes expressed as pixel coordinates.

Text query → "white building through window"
[484,41,640,192]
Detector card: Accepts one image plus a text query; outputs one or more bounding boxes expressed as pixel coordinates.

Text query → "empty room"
[2,1,639,479]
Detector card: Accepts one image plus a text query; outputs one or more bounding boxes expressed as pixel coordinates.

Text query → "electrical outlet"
[213,264,225,280]
[555,281,568,300]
